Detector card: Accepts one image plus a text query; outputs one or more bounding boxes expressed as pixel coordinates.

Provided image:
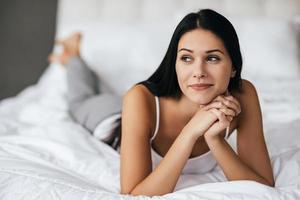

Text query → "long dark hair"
[139,9,243,97]
[112,9,243,149]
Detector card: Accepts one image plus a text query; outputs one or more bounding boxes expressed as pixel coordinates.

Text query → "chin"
[188,95,215,105]
[188,87,226,105]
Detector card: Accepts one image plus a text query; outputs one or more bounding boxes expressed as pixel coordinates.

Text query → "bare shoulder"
[241,79,257,94]
[232,79,259,104]
[124,84,154,104]
[232,79,262,127]
[122,84,156,137]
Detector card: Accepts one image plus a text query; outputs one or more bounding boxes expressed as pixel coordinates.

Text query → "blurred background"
[1,0,300,99]
[0,0,57,99]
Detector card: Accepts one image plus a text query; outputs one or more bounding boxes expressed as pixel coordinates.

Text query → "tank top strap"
[150,96,160,141]
[225,126,230,139]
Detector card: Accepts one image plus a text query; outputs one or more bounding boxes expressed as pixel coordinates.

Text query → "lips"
[189,83,213,91]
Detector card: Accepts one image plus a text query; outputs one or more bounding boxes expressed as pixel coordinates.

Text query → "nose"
[193,59,207,79]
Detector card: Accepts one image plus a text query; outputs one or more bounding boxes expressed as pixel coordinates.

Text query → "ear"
[231,69,236,78]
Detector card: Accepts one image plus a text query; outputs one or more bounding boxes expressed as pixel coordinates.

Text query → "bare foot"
[48,32,82,66]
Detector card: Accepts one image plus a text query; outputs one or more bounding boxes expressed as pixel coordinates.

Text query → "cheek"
[216,71,230,83]
[214,68,232,91]
[176,67,190,88]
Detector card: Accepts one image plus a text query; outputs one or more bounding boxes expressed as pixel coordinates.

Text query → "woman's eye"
[207,55,220,63]
[181,56,193,63]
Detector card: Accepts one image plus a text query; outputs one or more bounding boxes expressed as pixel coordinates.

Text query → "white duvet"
[1,63,300,200]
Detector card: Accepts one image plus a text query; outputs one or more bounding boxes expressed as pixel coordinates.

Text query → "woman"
[120,9,274,196]
[50,9,274,197]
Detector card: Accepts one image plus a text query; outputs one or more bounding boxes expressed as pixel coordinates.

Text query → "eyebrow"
[206,49,224,54]
[178,48,193,53]
[178,48,224,55]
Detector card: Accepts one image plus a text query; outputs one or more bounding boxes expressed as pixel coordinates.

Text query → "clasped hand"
[184,94,241,140]
[202,94,241,139]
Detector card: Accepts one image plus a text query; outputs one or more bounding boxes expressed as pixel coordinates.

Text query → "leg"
[66,56,122,132]
[66,56,99,109]
[50,33,122,133]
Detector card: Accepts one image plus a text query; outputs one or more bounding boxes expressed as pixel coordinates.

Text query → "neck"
[175,95,203,122]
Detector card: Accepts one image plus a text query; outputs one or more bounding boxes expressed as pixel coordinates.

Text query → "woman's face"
[176,28,233,105]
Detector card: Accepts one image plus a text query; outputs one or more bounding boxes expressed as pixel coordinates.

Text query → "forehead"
[178,28,226,53]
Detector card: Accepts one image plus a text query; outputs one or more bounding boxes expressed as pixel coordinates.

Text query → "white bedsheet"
[1,63,300,199]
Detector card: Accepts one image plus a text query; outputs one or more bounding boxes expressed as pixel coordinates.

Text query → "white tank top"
[150,96,230,174]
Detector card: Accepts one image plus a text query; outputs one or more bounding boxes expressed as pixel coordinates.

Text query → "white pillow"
[55,18,300,94]
[230,17,300,80]
[56,21,177,95]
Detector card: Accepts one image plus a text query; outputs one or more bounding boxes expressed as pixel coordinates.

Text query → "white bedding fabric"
[1,63,300,199]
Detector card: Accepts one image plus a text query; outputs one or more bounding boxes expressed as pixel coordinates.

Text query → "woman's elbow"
[267,179,275,187]
[120,186,158,197]
[120,187,139,196]
[121,187,146,196]
[120,189,142,197]
[259,177,275,187]
[264,175,275,187]
[120,187,133,195]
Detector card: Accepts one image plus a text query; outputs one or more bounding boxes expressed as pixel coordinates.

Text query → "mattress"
[0,63,300,199]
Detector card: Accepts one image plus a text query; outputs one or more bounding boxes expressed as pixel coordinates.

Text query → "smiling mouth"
[189,84,213,91]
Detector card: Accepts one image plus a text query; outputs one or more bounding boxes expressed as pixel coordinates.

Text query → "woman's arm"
[120,85,218,196]
[204,80,274,186]
[120,85,196,196]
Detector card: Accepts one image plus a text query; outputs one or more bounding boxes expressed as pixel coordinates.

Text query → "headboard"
[0,0,57,100]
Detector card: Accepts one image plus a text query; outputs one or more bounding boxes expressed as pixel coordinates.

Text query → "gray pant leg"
[66,56,122,132]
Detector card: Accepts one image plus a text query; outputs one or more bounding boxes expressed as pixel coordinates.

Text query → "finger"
[222,99,240,115]
[226,116,233,122]
[219,108,235,117]
[207,95,240,116]
[202,101,227,111]
[224,95,240,108]
[209,108,227,122]
[209,108,221,120]
[224,96,241,113]
[215,95,240,115]
[208,109,231,136]
[204,99,239,116]
[211,108,232,128]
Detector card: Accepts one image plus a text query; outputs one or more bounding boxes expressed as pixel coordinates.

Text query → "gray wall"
[0,0,57,100]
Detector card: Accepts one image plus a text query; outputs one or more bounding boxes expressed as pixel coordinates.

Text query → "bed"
[1,0,300,199]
